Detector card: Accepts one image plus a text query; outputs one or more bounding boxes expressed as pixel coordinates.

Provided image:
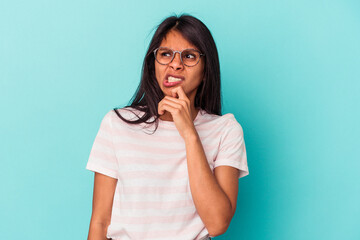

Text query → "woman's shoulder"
[100,107,147,130]
[99,107,134,121]
[200,110,244,134]
[201,110,239,125]
[112,106,145,120]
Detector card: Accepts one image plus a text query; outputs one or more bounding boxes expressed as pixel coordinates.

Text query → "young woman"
[86,14,249,240]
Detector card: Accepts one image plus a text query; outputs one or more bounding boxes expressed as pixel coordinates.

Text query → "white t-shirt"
[86,107,249,240]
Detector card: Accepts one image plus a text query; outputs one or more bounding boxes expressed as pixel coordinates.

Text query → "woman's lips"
[163,79,183,87]
[163,75,184,87]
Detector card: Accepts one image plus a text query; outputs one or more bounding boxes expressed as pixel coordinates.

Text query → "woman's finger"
[171,86,188,102]
[158,99,180,115]
[161,98,182,110]
[164,96,189,109]
[159,103,179,116]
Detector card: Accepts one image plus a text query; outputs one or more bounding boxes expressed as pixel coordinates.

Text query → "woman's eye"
[185,54,195,59]
[161,52,172,57]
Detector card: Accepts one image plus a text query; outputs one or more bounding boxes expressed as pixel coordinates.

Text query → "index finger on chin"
[171,86,187,100]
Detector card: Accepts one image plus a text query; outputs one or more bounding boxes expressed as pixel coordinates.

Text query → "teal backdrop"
[1,0,359,239]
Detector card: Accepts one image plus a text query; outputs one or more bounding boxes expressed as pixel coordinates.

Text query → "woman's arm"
[185,133,239,237]
[87,172,117,240]
[157,86,240,236]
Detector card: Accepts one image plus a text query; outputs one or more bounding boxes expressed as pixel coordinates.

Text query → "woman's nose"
[169,52,184,70]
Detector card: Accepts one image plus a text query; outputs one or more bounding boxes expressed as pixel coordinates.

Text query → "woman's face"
[154,30,204,104]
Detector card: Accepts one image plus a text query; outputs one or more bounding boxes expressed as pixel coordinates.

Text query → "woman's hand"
[158,86,198,139]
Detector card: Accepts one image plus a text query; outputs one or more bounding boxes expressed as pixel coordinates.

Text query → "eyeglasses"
[153,47,205,67]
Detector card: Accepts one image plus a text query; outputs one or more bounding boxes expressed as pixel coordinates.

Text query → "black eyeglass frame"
[153,47,205,67]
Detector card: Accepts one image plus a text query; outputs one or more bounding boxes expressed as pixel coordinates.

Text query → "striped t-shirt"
[86,107,249,240]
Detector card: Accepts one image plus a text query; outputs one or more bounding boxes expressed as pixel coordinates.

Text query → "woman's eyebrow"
[159,47,199,51]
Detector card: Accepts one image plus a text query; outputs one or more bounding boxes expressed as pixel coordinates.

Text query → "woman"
[86,14,249,240]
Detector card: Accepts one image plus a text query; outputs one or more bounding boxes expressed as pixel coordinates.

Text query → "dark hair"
[113,14,222,134]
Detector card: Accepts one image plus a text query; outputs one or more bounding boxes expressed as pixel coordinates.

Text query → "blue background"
[1,0,359,239]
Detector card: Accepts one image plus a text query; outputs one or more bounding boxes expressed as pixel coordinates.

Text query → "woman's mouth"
[163,76,184,87]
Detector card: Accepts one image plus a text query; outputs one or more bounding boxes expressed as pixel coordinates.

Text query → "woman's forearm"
[184,132,233,237]
[88,221,110,240]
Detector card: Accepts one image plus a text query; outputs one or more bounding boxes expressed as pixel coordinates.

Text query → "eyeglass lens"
[155,47,201,66]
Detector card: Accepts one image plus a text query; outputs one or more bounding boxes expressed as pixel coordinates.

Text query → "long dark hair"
[113,14,222,134]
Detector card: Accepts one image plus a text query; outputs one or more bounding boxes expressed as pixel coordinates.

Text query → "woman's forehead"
[160,30,198,51]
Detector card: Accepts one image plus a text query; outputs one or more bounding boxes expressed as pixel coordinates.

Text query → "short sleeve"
[214,115,249,179]
[85,110,119,179]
